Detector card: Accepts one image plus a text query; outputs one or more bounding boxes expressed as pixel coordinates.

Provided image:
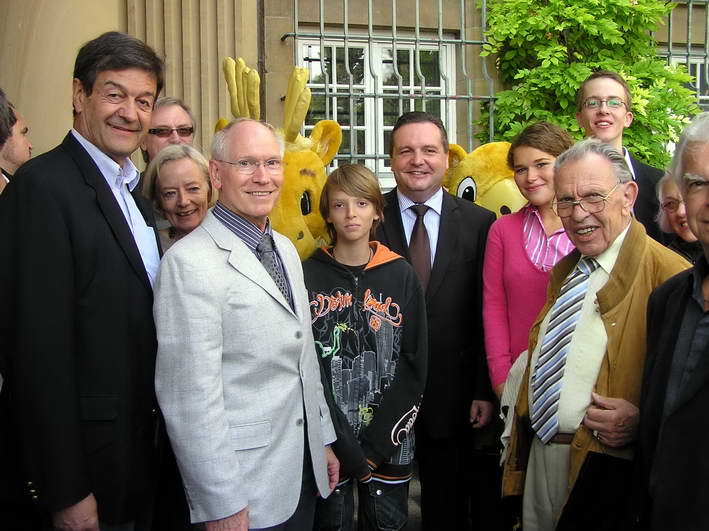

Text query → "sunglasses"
[148,126,194,138]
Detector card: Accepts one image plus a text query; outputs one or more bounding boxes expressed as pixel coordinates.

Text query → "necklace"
[333,246,372,265]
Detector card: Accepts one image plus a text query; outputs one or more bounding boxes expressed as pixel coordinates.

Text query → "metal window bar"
[657,1,709,110]
[282,0,496,179]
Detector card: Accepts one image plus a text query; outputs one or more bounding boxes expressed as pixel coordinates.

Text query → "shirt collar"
[587,220,631,274]
[212,201,272,254]
[397,186,443,216]
[71,129,140,191]
[522,203,567,235]
[622,147,636,181]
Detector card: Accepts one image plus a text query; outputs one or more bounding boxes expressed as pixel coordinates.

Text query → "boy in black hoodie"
[304,164,427,531]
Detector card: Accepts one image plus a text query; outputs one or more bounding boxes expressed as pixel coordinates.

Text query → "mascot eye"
[300,191,312,215]
[456,176,477,202]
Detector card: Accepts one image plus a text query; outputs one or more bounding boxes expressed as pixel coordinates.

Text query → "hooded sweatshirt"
[303,242,427,483]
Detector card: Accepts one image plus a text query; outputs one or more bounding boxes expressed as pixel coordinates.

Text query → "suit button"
[151,409,157,414]
[32,495,38,500]
[29,489,36,493]
[296,418,304,426]
[295,331,302,339]
[26,481,33,486]
[376,489,383,496]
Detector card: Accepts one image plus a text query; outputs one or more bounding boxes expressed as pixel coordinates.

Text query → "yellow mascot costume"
[444,141,527,218]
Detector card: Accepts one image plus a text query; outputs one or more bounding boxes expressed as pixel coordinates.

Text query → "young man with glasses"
[501,139,688,531]
[575,70,665,242]
[140,96,195,164]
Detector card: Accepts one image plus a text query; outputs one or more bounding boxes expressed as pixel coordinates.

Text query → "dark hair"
[508,122,574,169]
[390,111,449,155]
[575,70,632,112]
[320,164,385,244]
[0,88,11,149]
[73,31,164,100]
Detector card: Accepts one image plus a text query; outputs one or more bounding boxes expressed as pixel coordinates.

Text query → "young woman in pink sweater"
[483,122,575,398]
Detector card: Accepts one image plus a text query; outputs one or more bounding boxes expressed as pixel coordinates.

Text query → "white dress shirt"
[71,129,160,286]
[397,187,443,266]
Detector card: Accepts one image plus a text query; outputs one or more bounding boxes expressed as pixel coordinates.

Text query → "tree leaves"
[478,0,699,167]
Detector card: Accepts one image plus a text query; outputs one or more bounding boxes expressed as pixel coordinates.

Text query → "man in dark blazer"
[375,112,496,530]
[0,32,164,531]
[634,112,709,530]
[575,70,665,243]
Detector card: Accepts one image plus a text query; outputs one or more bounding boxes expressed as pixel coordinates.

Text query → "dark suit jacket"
[375,189,495,439]
[633,267,709,531]
[629,154,663,244]
[0,133,161,524]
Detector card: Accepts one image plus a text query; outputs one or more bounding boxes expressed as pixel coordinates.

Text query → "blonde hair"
[142,144,217,213]
[320,164,385,243]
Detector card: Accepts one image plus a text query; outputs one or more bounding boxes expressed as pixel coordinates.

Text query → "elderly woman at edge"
[655,171,703,263]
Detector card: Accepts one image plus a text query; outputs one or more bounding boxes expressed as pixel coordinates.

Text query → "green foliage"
[478,0,699,168]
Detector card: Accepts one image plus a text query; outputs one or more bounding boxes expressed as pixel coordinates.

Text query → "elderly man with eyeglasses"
[153,118,339,530]
[575,70,665,243]
[501,139,689,531]
[140,96,196,164]
[634,112,709,531]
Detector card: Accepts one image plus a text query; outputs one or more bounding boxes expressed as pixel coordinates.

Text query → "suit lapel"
[381,191,410,260]
[426,192,457,302]
[202,213,296,317]
[61,133,153,292]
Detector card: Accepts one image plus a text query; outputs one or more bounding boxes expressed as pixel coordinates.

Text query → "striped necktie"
[530,257,599,443]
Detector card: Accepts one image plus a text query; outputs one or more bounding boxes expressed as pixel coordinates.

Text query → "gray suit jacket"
[154,211,336,527]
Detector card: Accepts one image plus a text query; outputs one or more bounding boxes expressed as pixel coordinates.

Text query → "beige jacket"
[502,219,690,500]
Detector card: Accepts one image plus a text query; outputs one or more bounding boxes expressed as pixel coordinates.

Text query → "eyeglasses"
[583,97,626,110]
[216,158,283,175]
[148,126,194,138]
[553,183,620,218]
[661,198,685,213]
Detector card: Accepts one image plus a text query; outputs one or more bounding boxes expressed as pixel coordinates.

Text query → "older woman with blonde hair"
[656,171,702,263]
[143,144,217,250]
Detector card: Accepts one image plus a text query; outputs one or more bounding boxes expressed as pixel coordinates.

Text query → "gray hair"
[153,96,196,128]
[211,118,284,161]
[654,172,675,233]
[142,144,217,211]
[554,138,633,183]
[668,112,709,190]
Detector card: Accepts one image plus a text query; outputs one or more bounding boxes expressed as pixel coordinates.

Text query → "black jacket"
[0,133,161,524]
[629,154,664,244]
[303,243,427,481]
[633,262,709,531]
[376,189,495,439]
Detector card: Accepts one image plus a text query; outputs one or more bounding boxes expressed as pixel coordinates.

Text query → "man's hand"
[469,400,494,428]
[205,507,249,531]
[494,382,505,401]
[324,445,340,493]
[583,392,639,448]
[52,493,98,531]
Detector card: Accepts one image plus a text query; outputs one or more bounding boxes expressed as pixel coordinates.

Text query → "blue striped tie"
[530,257,599,443]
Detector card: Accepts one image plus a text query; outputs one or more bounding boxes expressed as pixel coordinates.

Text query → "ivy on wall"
[479,0,699,168]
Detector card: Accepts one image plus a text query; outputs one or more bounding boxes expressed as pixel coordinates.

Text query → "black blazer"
[633,268,709,530]
[629,154,664,244]
[375,189,495,439]
[0,133,161,524]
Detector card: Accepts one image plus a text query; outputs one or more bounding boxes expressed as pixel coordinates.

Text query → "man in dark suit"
[575,70,664,242]
[375,111,496,530]
[635,112,709,530]
[0,32,164,531]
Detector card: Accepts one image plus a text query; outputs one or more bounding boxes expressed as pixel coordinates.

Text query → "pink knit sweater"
[483,210,571,388]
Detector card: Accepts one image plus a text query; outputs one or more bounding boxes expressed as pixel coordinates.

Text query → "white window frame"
[296,31,457,190]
